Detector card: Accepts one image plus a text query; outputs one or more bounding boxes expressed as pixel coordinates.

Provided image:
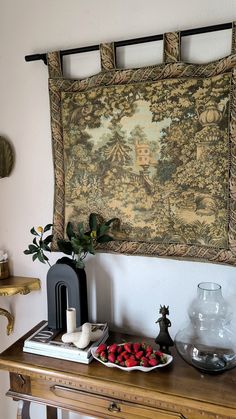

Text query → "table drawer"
[31,380,185,418]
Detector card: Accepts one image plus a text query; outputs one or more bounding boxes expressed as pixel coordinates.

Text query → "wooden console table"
[0,322,236,419]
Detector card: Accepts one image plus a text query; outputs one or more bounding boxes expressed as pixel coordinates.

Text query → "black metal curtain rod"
[25,21,232,65]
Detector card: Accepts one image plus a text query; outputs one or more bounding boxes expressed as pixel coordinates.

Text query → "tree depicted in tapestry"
[61,72,230,248]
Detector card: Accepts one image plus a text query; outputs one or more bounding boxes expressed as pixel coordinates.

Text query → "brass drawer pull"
[108,401,120,412]
[16,374,26,387]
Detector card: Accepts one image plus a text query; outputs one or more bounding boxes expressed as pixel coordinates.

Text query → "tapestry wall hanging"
[47,24,236,266]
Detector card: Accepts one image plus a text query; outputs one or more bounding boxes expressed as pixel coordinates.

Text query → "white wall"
[1,1,236,418]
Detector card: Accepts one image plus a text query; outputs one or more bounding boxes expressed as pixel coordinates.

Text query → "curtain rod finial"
[25,53,47,65]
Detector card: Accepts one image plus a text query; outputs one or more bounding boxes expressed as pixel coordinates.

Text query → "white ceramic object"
[0,251,8,262]
[91,347,173,372]
[66,307,77,333]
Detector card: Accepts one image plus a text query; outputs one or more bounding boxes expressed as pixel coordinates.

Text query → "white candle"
[66,307,76,333]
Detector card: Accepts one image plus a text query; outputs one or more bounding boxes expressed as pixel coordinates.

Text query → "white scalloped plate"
[91,347,173,372]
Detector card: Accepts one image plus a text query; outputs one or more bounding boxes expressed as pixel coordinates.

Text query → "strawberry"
[133,342,141,353]
[100,351,108,362]
[141,342,153,350]
[124,343,132,353]
[116,354,124,363]
[96,343,107,354]
[155,351,167,363]
[125,359,138,367]
[135,350,144,360]
[129,354,136,360]
[117,346,123,354]
[140,358,149,367]
[108,344,118,353]
[145,351,152,359]
[141,342,146,350]
[160,355,167,364]
[108,353,116,363]
[118,361,125,367]
[148,358,158,367]
[155,350,164,358]
[121,351,130,360]
[149,353,157,360]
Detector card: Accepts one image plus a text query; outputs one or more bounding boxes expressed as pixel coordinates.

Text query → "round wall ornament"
[0,136,14,178]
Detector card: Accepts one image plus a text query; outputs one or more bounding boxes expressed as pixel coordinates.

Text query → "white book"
[23,346,94,364]
[23,321,108,362]
[23,330,109,361]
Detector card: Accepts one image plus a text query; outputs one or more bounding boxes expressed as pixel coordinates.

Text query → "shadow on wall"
[86,256,114,326]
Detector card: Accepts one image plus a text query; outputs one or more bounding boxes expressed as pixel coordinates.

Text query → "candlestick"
[66,307,76,333]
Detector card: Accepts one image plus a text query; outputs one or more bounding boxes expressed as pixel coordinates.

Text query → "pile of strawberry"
[95,342,167,368]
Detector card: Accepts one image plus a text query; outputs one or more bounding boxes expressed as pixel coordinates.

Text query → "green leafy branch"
[57,213,120,268]
[23,224,53,266]
[23,214,120,269]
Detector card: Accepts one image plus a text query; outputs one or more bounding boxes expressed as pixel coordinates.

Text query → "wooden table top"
[0,322,236,411]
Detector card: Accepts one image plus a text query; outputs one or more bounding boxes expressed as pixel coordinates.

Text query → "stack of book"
[23,321,109,364]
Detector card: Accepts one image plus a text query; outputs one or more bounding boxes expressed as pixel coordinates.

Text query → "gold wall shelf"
[0,276,40,296]
[0,276,40,335]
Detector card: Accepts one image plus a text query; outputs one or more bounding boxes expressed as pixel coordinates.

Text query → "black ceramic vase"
[47,257,88,331]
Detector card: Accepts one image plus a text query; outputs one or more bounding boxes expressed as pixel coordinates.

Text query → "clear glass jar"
[175,282,236,373]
